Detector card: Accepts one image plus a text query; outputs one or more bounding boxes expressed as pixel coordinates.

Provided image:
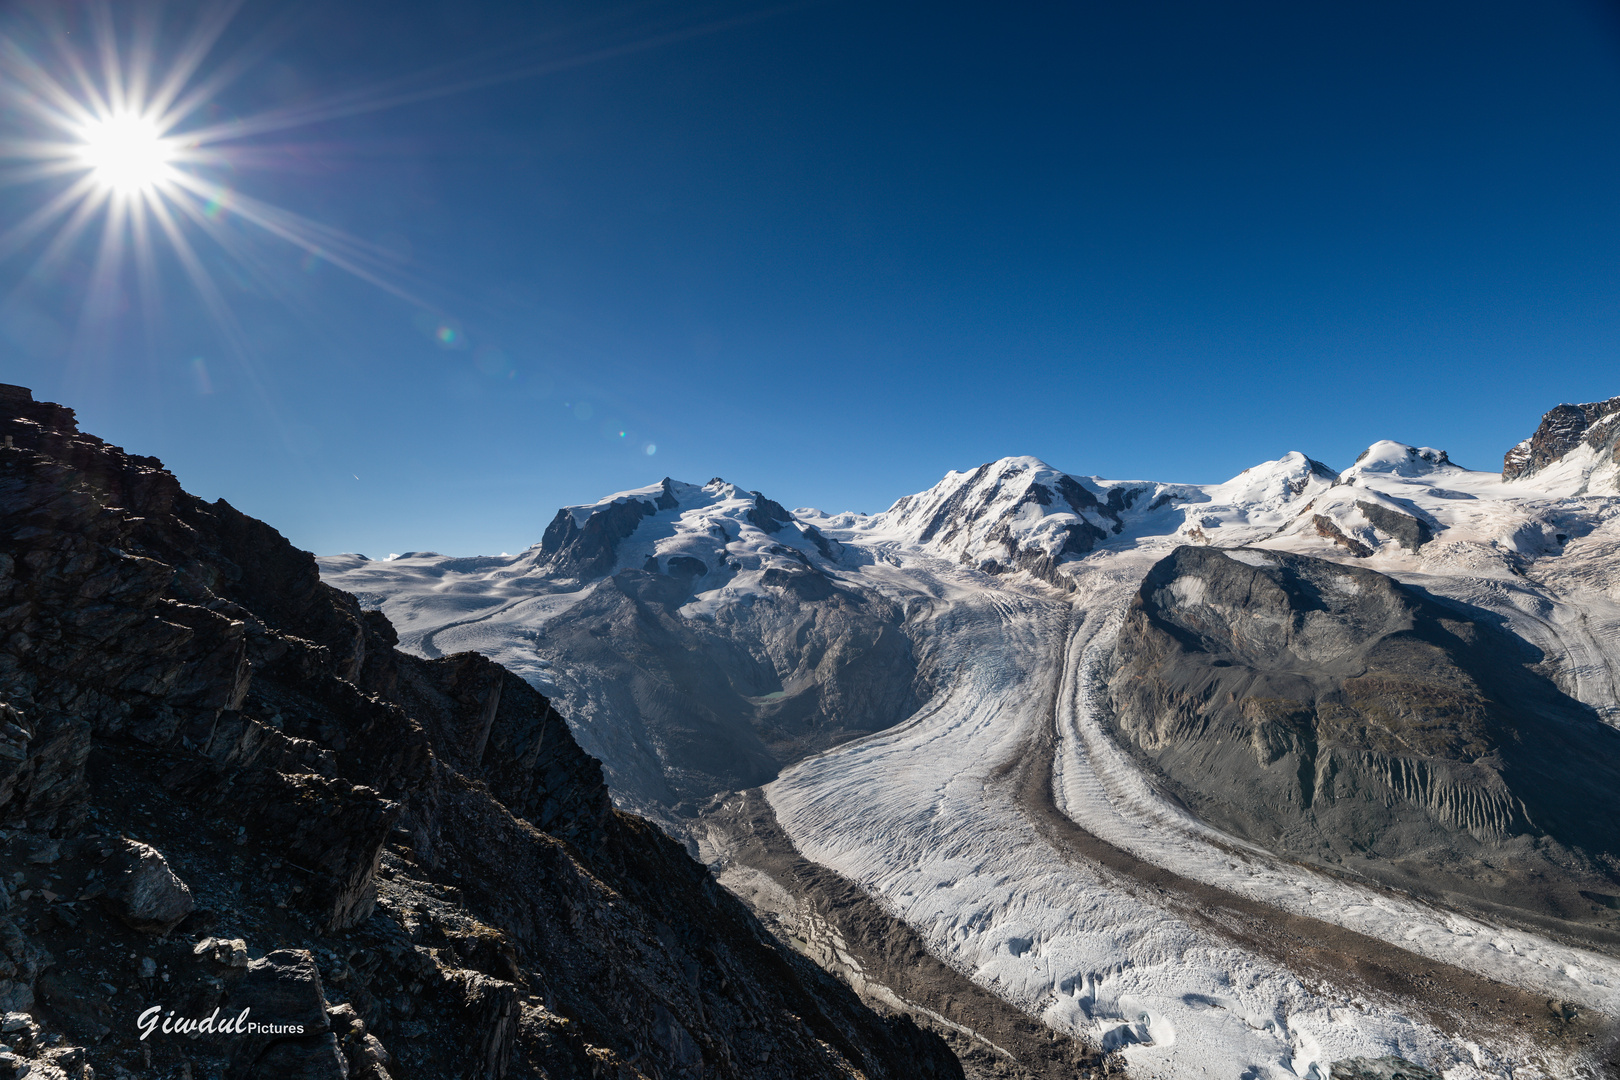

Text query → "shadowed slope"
[1104,545,1620,930]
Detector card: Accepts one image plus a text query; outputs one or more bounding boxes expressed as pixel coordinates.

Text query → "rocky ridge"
[1101,545,1620,936]
[1503,396,1620,494]
[0,384,960,1079]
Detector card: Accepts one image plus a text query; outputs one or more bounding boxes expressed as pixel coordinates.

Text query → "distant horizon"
[5,374,1609,558]
[5,1,1618,557]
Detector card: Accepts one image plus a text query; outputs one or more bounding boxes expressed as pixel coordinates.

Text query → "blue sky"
[3,0,1620,556]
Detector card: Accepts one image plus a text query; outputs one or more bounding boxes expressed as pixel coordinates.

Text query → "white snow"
[321,444,1620,1079]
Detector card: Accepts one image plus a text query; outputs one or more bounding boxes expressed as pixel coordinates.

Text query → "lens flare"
[0,0,438,381]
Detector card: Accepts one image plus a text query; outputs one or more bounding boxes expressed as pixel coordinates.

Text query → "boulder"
[100,839,194,935]
[0,916,47,1011]
[194,936,250,968]
[328,1003,393,1080]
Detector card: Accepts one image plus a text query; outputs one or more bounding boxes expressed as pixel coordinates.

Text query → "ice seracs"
[320,396,1620,1080]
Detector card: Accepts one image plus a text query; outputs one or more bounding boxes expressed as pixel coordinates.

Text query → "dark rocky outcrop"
[744,492,795,534]
[1103,545,1620,933]
[1329,1056,1442,1080]
[536,498,659,581]
[0,385,960,1079]
[1503,396,1620,480]
[1313,514,1374,558]
[1353,500,1432,552]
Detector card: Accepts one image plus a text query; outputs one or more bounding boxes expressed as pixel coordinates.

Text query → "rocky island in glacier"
[324,397,1620,1079]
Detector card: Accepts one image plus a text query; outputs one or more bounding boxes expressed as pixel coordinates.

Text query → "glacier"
[321,430,1620,1079]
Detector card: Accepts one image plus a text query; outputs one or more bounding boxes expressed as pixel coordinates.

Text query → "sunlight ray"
[92,5,126,116]
[146,0,248,127]
[130,186,163,344]
[172,3,808,148]
[124,4,161,119]
[165,170,432,307]
[144,190,295,448]
[0,39,100,130]
[2,183,108,321]
[75,195,129,360]
[48,12,112,122]
[0,173,98,264]
[0,159,94,192]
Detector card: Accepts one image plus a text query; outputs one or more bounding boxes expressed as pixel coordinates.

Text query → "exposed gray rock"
[0,916,46,1011]
[745,492,795,534]
[534,567,925,811]
[442,969,517,1080]
[194,936,250,967]
[1104,545,1620,922]
[535,484,678,580]
[1496,396,1620,476]
[99,839,194,935]
[1330,1055,1443,1080]
[327,1003,393,1080]
[0,701,90,834]
[0,382,962,1080]
[1313,514,1373,557]
[1354,500,1433,551]
[1503,396,1620,480]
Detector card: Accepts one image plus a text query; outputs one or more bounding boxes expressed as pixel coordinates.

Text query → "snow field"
[768,557,1577,1079]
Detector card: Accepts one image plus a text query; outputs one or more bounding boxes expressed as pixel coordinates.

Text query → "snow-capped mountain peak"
[1341,439,1457,480]
[855,455,1126,577]
[531,475,837,584]
[1207,450,1337,510]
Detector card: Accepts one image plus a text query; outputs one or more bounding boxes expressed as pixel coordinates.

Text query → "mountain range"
[2,378,1615,1079]
[322,396,1620,1079]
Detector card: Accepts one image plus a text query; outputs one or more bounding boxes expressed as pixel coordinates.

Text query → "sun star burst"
[0,0,432,374]
[73,112,177,196]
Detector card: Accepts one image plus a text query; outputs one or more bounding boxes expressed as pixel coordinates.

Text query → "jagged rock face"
[99,838,195,934]
[1352,500,1432,552]
[1104,546,1620,916]
[1502,396,1620,481]
[537,478,680,579]
[0,385,960,1080]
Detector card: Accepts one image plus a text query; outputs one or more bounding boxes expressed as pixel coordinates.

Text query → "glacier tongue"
[767,545,1618,1080]
[322,429,1620,1080]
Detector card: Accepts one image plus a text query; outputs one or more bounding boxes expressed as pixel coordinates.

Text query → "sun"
[73,111,177,195]
[0,0,436,361]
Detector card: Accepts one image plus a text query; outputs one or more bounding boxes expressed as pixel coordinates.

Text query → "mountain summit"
[323,397,1620,1079]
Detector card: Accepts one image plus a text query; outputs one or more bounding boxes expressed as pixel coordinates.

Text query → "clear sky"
[3,0,1620,556]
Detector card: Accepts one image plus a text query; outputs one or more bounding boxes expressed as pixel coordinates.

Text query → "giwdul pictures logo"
[136,1006,305,1041]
